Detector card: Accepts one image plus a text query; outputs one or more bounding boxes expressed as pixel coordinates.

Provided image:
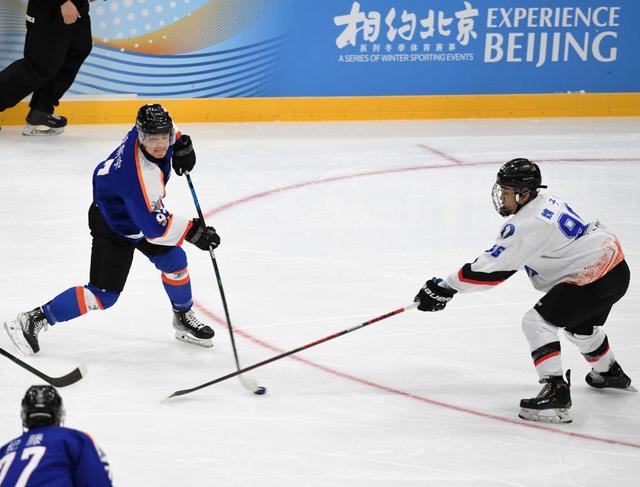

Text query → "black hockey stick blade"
[166,302,417,399]
[0,347,87,387]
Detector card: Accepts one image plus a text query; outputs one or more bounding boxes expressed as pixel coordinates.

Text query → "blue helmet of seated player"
[135,103,175,159]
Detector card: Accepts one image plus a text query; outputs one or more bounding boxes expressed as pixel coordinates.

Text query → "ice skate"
[22,109,67,136]
[3,307,49,356]
[519,371,572,424]
[586,361,637,392]
[172,309,214,348]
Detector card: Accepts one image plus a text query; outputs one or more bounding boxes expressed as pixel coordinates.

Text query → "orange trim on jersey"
[134,139,153,211]
[534,351,560,366]
[457,268,504,286]
[76,286,88,315]
[148,214,174,242]
[159,165,166,200]
[607,239,625,275]
[177,220,193,247]
[566,238,626,286]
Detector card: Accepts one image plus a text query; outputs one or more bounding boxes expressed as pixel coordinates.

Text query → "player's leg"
[519,259,634,420]
[3,205,130,355]
[137,242,214,348]
[27,11,92,134]
[518,307,572,423]
[562,261,634,390]
[0,1,62,113]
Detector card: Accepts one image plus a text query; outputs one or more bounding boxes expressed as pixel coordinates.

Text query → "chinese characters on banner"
[334,1,621,67]
[334,1,478,63]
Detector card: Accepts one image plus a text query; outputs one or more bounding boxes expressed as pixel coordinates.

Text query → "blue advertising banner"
[0,0,638,98]
[281,0,640,96]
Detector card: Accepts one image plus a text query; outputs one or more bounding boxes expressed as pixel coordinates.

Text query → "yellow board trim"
[1,93,639,125]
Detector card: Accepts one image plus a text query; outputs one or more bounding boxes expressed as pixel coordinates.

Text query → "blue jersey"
[92,127,193,246]
[0,426,112,487]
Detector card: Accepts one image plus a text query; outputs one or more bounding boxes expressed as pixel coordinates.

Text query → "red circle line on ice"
[194,152,640,450]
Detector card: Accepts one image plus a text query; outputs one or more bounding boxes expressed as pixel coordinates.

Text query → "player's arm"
[120,145,194,246]
[445,228,536,293]
[124,195,193,247]
[414,222,542,312]
[122,181,220,250]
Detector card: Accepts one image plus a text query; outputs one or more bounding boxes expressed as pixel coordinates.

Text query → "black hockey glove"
[186,219,220,250]
[414,278,457,312]
[172,134,196,176]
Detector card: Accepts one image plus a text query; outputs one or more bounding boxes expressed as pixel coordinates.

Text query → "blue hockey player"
[4,104,221,354]
[0,385,112,486]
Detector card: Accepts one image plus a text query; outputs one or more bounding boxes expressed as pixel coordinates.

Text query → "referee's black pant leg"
[31,13,92,112]
[88,205,135,294]
[0,59,42,111]
[0,1,65,111]
[535,260,630,335]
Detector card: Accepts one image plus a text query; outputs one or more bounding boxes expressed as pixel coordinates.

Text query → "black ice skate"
[3,307,49,356]
[519,370,572,424]
[172,309,214,348]
[586,361,637,392]
[22,109,67,136]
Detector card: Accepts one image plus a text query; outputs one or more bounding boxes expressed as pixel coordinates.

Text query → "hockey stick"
[166,302,417,399]
[184,172,265,395]
[0,347,87,387]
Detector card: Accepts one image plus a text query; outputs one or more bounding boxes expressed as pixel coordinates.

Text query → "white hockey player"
[414,158,635,424]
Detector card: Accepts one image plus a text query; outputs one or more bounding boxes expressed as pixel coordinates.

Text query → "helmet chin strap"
[514,189,537,214]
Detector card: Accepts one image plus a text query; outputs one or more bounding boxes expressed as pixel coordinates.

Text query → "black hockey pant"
[534,260,630,335]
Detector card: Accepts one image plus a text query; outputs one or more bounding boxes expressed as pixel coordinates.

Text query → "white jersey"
[445,192,624,293]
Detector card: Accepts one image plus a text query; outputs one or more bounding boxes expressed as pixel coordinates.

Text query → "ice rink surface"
[1,117,639,486]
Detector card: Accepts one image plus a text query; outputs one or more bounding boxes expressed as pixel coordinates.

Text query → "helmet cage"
[491,158,546,217]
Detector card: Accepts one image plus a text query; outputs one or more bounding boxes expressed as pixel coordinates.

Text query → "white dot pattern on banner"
[90,0,208,42]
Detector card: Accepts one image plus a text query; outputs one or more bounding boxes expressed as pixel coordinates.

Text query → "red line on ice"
[195,156,640,450]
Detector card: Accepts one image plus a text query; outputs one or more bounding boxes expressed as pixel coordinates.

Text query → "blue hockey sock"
[161,268,193,312]
[43,285,119,324]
